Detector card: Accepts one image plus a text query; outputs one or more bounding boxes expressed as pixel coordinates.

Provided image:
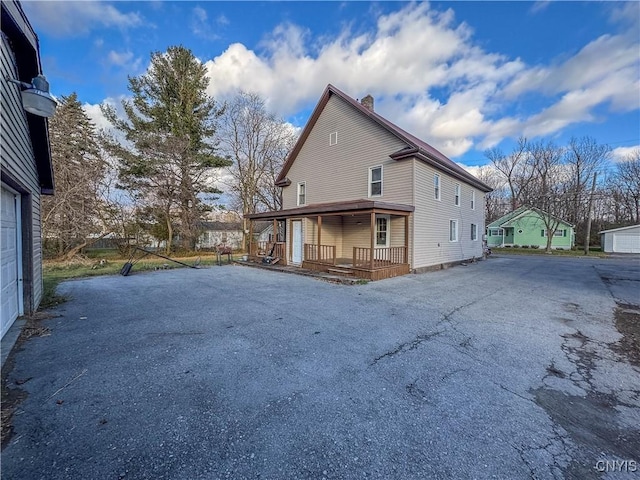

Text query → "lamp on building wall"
[5,74,57,117]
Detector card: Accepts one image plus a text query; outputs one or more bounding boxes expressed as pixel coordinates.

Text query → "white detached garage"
[1,0,55,339]
[599,225,640,254]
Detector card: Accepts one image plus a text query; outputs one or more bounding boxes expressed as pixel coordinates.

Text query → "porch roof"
[245,199,414,220]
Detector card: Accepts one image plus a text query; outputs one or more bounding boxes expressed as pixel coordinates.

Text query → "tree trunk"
[166,217,173,255]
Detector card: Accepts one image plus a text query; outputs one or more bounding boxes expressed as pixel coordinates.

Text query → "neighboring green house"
[486,207,574,249]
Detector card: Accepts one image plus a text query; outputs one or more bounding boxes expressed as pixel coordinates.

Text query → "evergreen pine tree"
[102,45,230,251]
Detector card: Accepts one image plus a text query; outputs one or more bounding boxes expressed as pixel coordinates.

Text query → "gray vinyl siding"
[283,95,411,209]
[412,159,485,269]
[1,32,43,312]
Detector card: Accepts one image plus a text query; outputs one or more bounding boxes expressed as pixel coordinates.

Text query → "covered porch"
[246,200,414,281]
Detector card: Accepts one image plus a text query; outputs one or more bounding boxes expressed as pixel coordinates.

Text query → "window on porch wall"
[376,215,389,247]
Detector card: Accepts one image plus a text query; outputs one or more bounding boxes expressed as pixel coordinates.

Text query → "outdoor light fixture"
[5,74,57,117]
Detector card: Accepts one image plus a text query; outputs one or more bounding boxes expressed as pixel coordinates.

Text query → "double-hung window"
[376,215,390,247]
[297,182,306,206]
[542,229,565,237]
[455,184,461,206]
[471,191,475,210]
[471,223,478,241]
[449,220,458,242]
[369,166,382,197]
[434,174,441,200]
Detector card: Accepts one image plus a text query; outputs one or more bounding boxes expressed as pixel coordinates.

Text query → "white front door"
[291,220,302,264]
[1,186,22,339]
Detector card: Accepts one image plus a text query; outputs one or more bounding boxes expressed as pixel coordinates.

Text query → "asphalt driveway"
[2,254,639,479]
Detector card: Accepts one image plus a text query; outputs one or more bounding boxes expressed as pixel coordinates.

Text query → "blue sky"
[24,1,640,168]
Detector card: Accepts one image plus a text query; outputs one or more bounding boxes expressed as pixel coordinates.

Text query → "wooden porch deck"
[303,244,410,281]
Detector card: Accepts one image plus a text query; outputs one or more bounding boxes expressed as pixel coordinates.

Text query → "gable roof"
[276,84,491,193]
[488,206,573,229]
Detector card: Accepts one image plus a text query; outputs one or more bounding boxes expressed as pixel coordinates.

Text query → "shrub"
[522,245,530,249]
[531,245,540,249]
[513,244,520,248]
[504,245,511,248]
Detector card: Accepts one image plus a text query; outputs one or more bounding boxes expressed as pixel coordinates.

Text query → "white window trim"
[368,165,383,198]
[297,182,306,206]
[471,190,476,210]
[329,131,338,146]
[543,229,565,237]
[376,214,390,247]
[471,223,478,241]
[449,219,459,242]
[434,174,441,201]
[455,184,461,206]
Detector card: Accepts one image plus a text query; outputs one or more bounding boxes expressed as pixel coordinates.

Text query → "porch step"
[327,267,355,276]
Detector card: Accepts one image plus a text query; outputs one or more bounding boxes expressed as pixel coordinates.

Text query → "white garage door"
[1,186,22,339]
[613,233,640,254]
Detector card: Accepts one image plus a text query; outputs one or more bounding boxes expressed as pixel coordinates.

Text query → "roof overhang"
[1,1,54,194]
[246,199,414,220]
[598,224,640,234]
[390,148,492,193]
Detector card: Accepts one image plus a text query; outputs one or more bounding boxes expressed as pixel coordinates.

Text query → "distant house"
[197,222,243,250]
[245,84,491,280]
[1,1,55,339]
[599,225,640,254]
[486,207,574,249]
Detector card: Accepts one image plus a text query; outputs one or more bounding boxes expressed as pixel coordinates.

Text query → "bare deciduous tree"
[220,92,297,248]
[608,149,640,223]
[527,140,572,252]
[475,165,509,223]
[484,137,536,211]
[564,136,611,243]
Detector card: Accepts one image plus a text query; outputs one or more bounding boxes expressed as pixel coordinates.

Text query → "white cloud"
[199,2,638,160]
[503,32,639,102]
[23,1,143,37]
[529,1,551,15]
[83,97,127,133]
[611,146,640,163]
[191,6,222,41]
[105,50,144,75]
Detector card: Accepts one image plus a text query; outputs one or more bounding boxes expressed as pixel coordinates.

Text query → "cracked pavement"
[2,254,639,479]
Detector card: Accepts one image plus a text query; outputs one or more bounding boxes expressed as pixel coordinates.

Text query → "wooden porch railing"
[304,244,336,265]
[353,246,407,269]
[252,241,286,260]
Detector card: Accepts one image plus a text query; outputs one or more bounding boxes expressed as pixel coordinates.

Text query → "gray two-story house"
[246,84,491,280]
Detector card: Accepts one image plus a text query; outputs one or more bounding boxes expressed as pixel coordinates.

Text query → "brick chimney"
[361,94,374,112]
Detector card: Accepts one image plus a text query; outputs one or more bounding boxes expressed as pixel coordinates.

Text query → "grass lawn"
[492,246,608,258]
[41,251,238,309]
